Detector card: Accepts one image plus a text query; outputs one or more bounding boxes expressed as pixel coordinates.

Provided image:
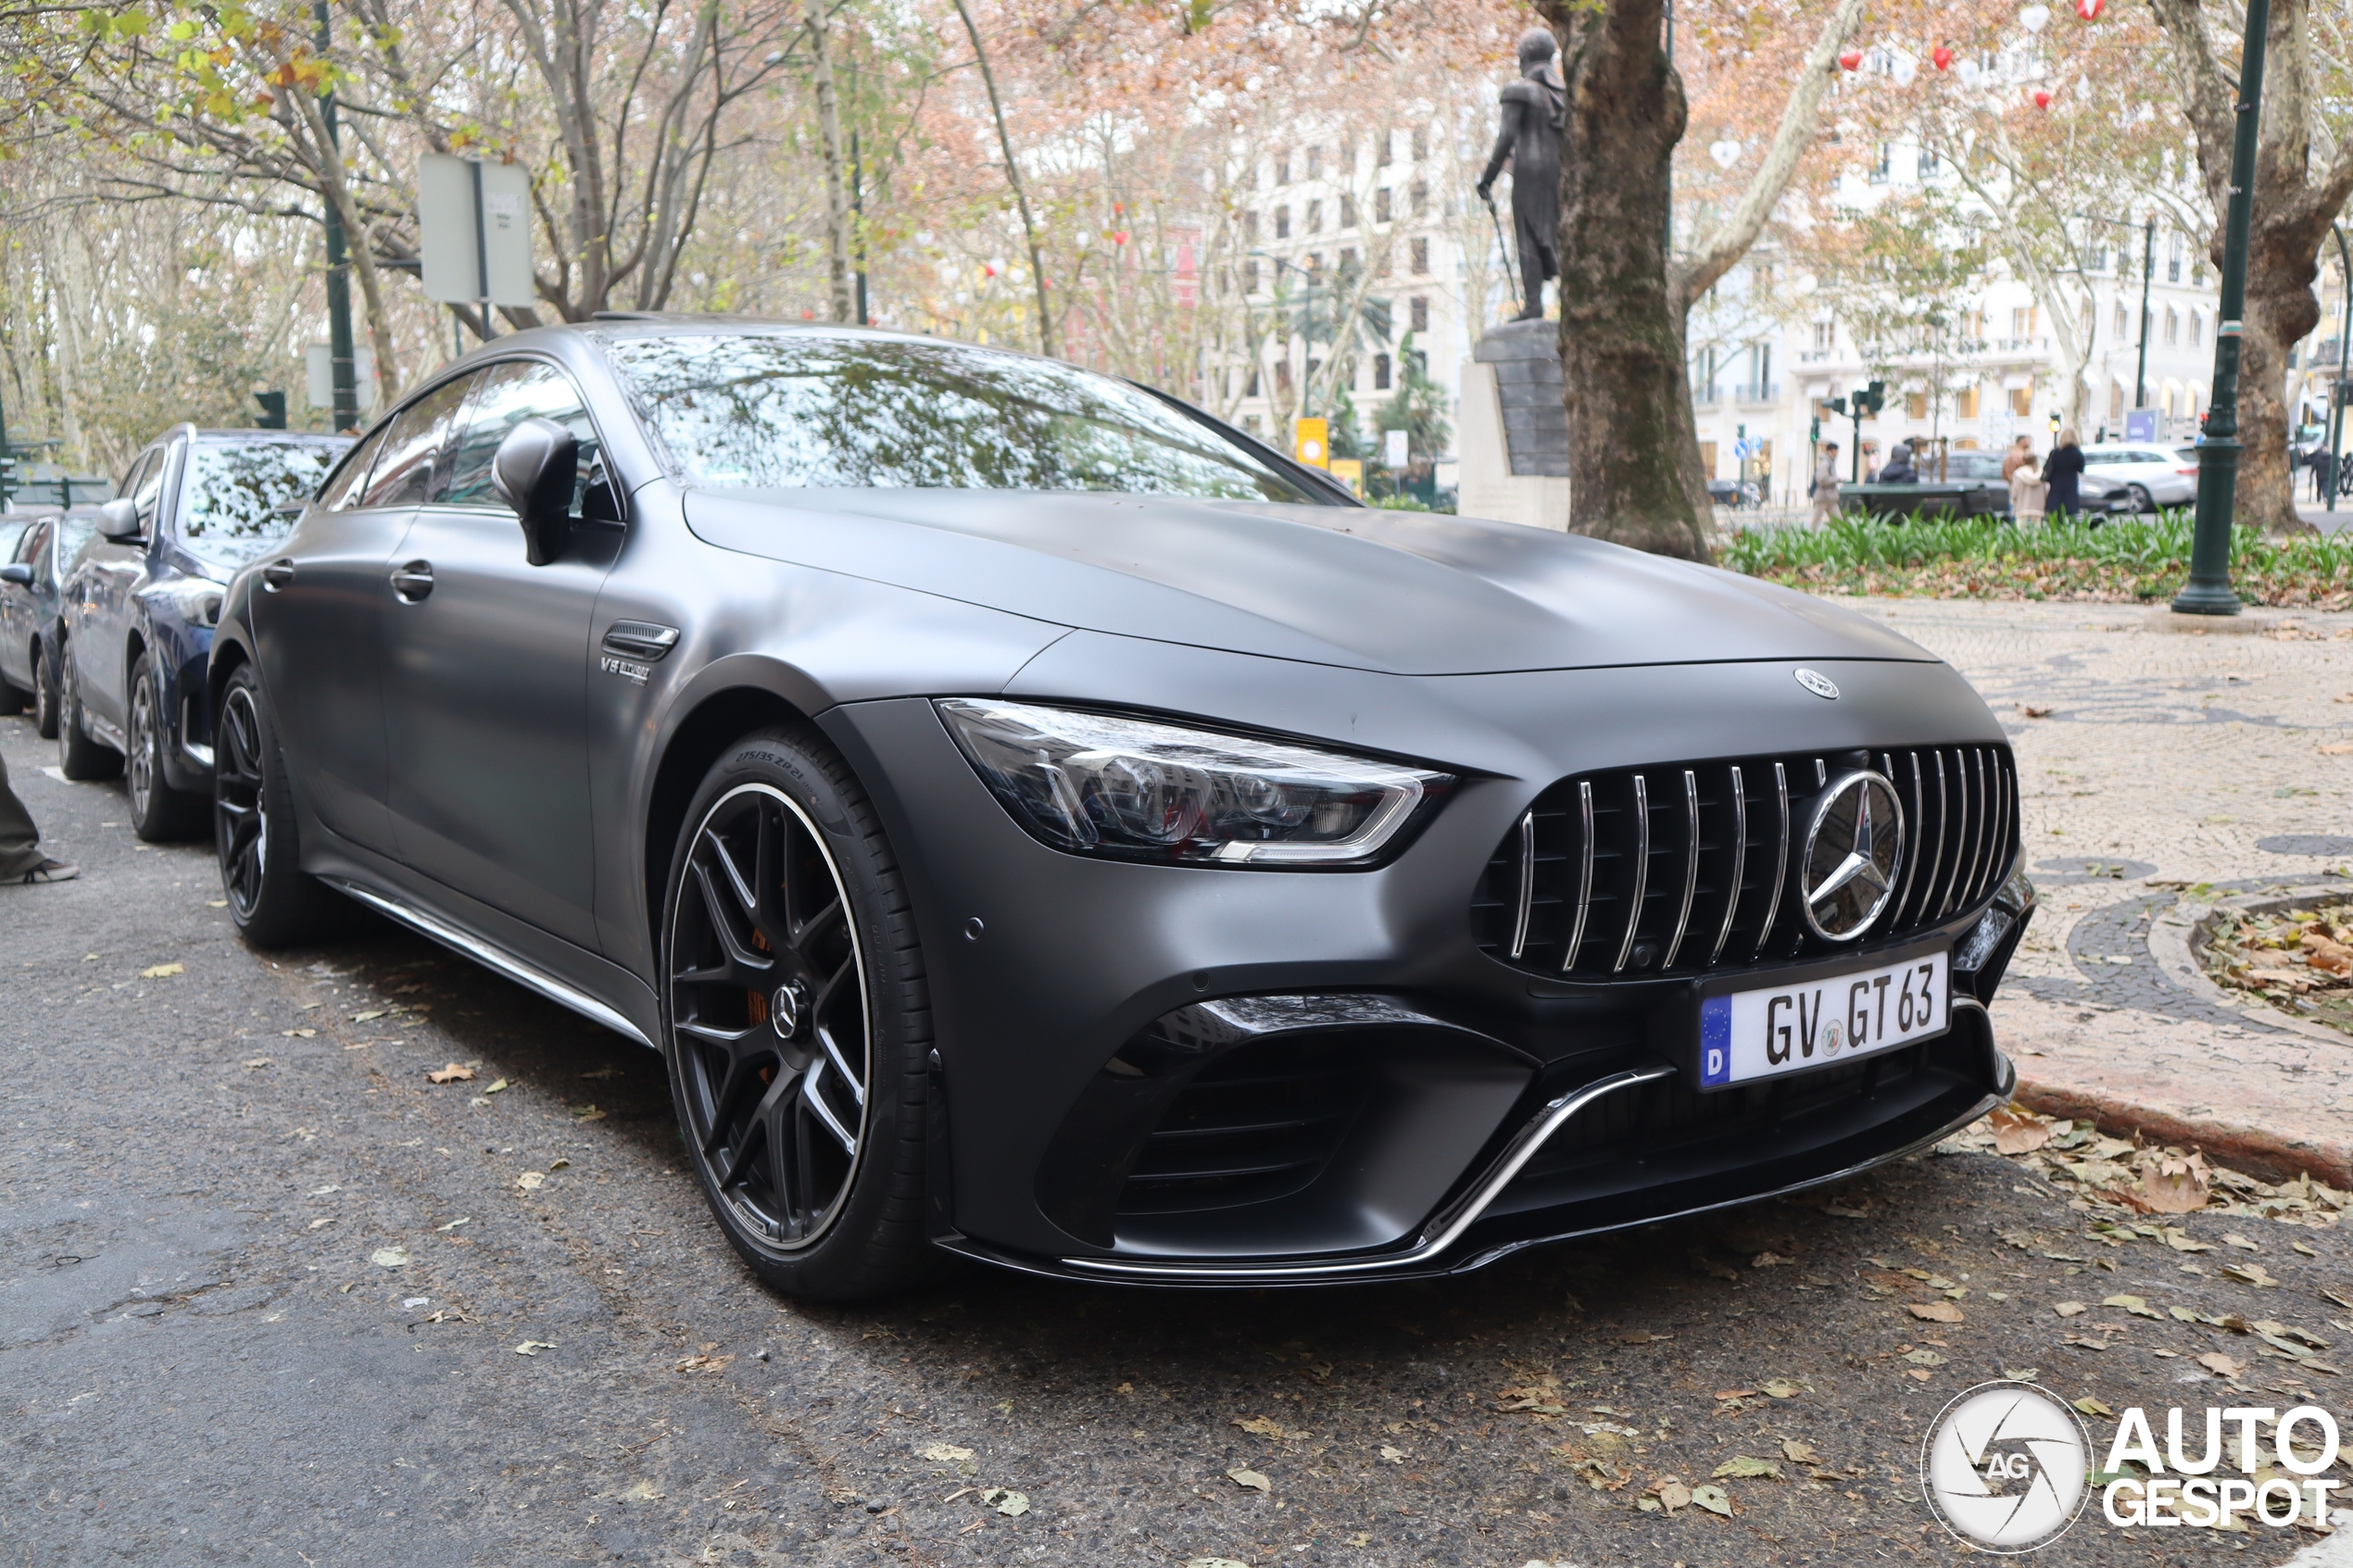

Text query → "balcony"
[1692,388,1725,408]
[1732,383,1781,406]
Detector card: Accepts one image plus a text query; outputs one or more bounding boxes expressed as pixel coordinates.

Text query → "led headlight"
[936,699,1451,867]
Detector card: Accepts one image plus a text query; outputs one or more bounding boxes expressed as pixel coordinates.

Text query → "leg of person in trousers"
[0,751,79,884]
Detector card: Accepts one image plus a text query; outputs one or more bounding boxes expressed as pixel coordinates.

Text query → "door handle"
[261,558,295,591]
[390,560,434,603]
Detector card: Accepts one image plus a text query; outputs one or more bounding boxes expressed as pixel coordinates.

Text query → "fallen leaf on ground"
[243,1057,272,1070]
[2018,704,2053,719]
[2142,1153,2211,1214]
[281,1028,316,1038]
[1713,1455,1782,1480]
[1761,1378,1805,1399]
[1782,1438,1821,1465]
[1184,1560,1250,1568]
[370,1247,408,1267]
[2074,1397,2116,1417]
[547,1159,570,1171]
[571,1104,607,1122]
[482,1078,510,1094]
[676,1344,734,1374]
[2055,1302,2087,1317]
[1908,1302,1965,1323]
[1233,1416,1287,1438]
[2222,1234,2260,1251]
[1226,1467,1270,1493]
[513,1340,556,1356]
[351,1010,386,1022]
[2221,1262,2280,1288]
[435,1217,470,1232]
[516,1172,546,1191]
[582,1066,623,1080]
[2104,1294,2162,1319]
[1752,1251,1791,1268]
[141,962,184,978]
[980,1488,1029,1516]
[1988,1108,2053,1153]
[2292,1240,2320,1257]
[1644,1477,1692,1514]
[1378,1445,1406,1463]
[1714,1388,1757,1402]
[1904,1349,1946,1367]
[2197,1352,2246,1378]
[2322,742,2353,756]
[1690,1483,1733,1516]
[2162,1229,2214,1253]
[425,1062,476,1084]
[307,1217,334,1230]
[1617,1331,1671,1345]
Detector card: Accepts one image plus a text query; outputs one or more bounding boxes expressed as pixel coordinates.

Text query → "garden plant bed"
[2200,894,2353,1038]
[1723,513,2353,608]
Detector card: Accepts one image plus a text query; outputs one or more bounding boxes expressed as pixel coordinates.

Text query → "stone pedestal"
[1456,318,1570,531]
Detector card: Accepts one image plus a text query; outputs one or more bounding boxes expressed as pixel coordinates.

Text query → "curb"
[2004,884,2353,1191]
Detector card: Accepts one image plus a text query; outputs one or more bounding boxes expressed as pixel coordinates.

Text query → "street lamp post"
[2327,224,2351,509]
[2171,0,2271,617]
[314,1,359,434]
[2135,217,2155,414]
[1251,250,1323,420]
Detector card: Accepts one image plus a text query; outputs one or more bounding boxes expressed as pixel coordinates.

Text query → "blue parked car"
[0,506,103,739]
[55,426,349,837]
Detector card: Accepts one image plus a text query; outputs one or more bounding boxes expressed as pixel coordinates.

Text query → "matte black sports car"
[210,320,2032,1298]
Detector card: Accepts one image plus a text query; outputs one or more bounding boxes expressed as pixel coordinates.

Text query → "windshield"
[599,332,1329,505]
[182,440,349,570]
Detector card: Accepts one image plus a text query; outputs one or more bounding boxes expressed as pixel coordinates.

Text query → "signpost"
[419,154,536,336]
[1294,417,1329,469]
[1384,429,1410,470]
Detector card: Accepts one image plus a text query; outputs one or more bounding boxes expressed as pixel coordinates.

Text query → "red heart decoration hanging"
[1931,45,1954,69]
[2074,0,2104,17]
[1838,49,1863,70]
[2032,88,2053,107]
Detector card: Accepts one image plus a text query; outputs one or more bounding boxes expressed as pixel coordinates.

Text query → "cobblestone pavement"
[1844,597,2353,1182]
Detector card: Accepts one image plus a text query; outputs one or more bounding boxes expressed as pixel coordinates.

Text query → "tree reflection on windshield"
[599,332,1325,504]
[182,441,346,569]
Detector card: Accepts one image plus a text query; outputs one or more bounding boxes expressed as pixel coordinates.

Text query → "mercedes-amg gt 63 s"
[210,320,2033,1298]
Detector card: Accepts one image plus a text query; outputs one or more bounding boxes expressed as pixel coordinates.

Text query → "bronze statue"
[1476,28,1565,321]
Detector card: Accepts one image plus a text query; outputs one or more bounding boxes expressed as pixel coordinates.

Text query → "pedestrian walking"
[0,752,78,884]
[1810,443,1843,526]
[2043,428,2085,522]
[2004,436,2045,523]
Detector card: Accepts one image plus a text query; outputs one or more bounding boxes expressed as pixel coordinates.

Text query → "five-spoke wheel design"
[669,783,872,1253]
[214,683,270,920]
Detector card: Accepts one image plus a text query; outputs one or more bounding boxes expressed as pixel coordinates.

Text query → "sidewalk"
[1850,596,2353,1184]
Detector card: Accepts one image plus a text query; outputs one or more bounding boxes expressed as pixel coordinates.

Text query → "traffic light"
[1861,381,1887,415]
[0,451,15,509]
[254,390,287,430]
[1809,417,1821,443]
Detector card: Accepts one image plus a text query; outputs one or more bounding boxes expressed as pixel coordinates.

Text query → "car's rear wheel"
[128,652,208,841]
[214,664,345,947]
[661,727,937,1300]
[31,645,60,740]
[55,639,120,782]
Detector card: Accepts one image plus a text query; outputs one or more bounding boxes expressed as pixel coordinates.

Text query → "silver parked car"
[2080,445,2198,512]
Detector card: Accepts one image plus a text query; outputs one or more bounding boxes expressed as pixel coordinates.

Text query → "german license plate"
[1698,947,1949,1088]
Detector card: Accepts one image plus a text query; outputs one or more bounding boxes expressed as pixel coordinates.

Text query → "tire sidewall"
[216,664,325,946]
[658,727,931,1298]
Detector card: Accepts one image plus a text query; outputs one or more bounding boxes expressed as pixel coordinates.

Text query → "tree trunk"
[1537,0,1709,561]
[806,0,855,324]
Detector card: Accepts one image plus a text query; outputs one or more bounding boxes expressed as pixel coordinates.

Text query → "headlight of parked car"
[936,698,1453,867]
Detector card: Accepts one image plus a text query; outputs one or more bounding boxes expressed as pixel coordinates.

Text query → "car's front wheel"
[128,652,208,841]
[661,726,937,1300]
[214,663,345,946]
[55,639,120,782]
[2127,483,2153,514]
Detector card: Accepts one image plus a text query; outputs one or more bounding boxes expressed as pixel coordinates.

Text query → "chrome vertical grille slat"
[1472,741,2019,980]
[1708,765,1746,965]
[1663,769,1701,969]
[1612,775,1651,974]
[1561,781,1594,972]
[1507,809,1536,960]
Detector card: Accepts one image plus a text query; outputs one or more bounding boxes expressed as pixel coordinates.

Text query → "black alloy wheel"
[662,728,936,1299]
[54,638,120,782]
[31,645,60,740]
[213,664,342,946]
[128,652,207,841]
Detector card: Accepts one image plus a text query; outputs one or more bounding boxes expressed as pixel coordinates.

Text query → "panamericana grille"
[1471,745,2018,978]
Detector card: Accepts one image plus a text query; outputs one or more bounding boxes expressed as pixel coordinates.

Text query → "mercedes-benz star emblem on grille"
[1801,771,1905,940]
[1793,667,1841,700]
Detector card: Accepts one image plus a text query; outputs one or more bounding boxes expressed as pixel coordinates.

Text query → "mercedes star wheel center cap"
[1801,771,1905,940]
[771,980,808,1040]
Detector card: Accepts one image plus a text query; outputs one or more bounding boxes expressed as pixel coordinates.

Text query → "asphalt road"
[2,710,2346,1568]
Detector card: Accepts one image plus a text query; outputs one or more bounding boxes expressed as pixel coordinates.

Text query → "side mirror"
[0,564,31,586]
[492,417,577,568]
[97,497,144,541]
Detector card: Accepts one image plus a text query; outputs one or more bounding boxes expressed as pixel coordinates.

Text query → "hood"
[684,490,1933,677]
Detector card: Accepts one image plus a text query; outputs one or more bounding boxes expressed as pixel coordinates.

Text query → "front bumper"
[820,660,2029,1286]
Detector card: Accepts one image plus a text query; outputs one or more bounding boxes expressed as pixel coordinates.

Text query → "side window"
[442,359,605,515]
[12,521,45,566]
[319,424,389,512]
[359,378,471,510]
[132,448,170,535]
[117,450,154,502]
